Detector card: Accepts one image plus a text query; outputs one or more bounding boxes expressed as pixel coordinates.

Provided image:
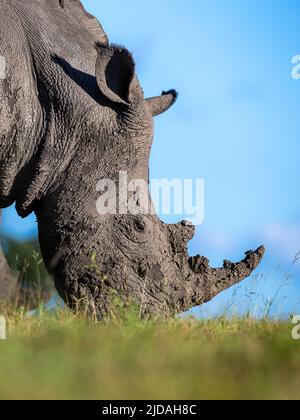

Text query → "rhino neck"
[35,122,153,280]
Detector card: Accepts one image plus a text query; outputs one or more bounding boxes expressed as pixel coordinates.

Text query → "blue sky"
[2,0,300,317]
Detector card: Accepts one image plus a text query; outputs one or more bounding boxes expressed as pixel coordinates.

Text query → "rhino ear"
[96,47,140,105]
[146,90,178,117]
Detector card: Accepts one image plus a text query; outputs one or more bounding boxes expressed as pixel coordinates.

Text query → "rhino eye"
[118,216,153,244]
[134,218,145,232]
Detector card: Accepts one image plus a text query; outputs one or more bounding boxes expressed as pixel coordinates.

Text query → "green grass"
[1,247,300,400]
[0,304,299,400]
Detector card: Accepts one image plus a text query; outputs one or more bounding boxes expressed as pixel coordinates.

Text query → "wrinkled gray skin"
[0,0,265,317]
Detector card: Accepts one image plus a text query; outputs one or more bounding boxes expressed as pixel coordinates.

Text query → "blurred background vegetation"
[1,236,53,292]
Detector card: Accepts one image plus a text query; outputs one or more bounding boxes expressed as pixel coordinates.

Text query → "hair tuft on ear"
[146,89,178,117]
[162,89,179,102]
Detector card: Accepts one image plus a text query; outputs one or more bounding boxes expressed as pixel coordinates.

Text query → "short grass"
[0,304,299,400]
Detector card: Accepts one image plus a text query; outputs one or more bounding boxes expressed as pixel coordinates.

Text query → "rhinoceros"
[0,0,264,317]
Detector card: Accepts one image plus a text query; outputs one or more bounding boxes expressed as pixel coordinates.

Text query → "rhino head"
[0,0,264,317]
